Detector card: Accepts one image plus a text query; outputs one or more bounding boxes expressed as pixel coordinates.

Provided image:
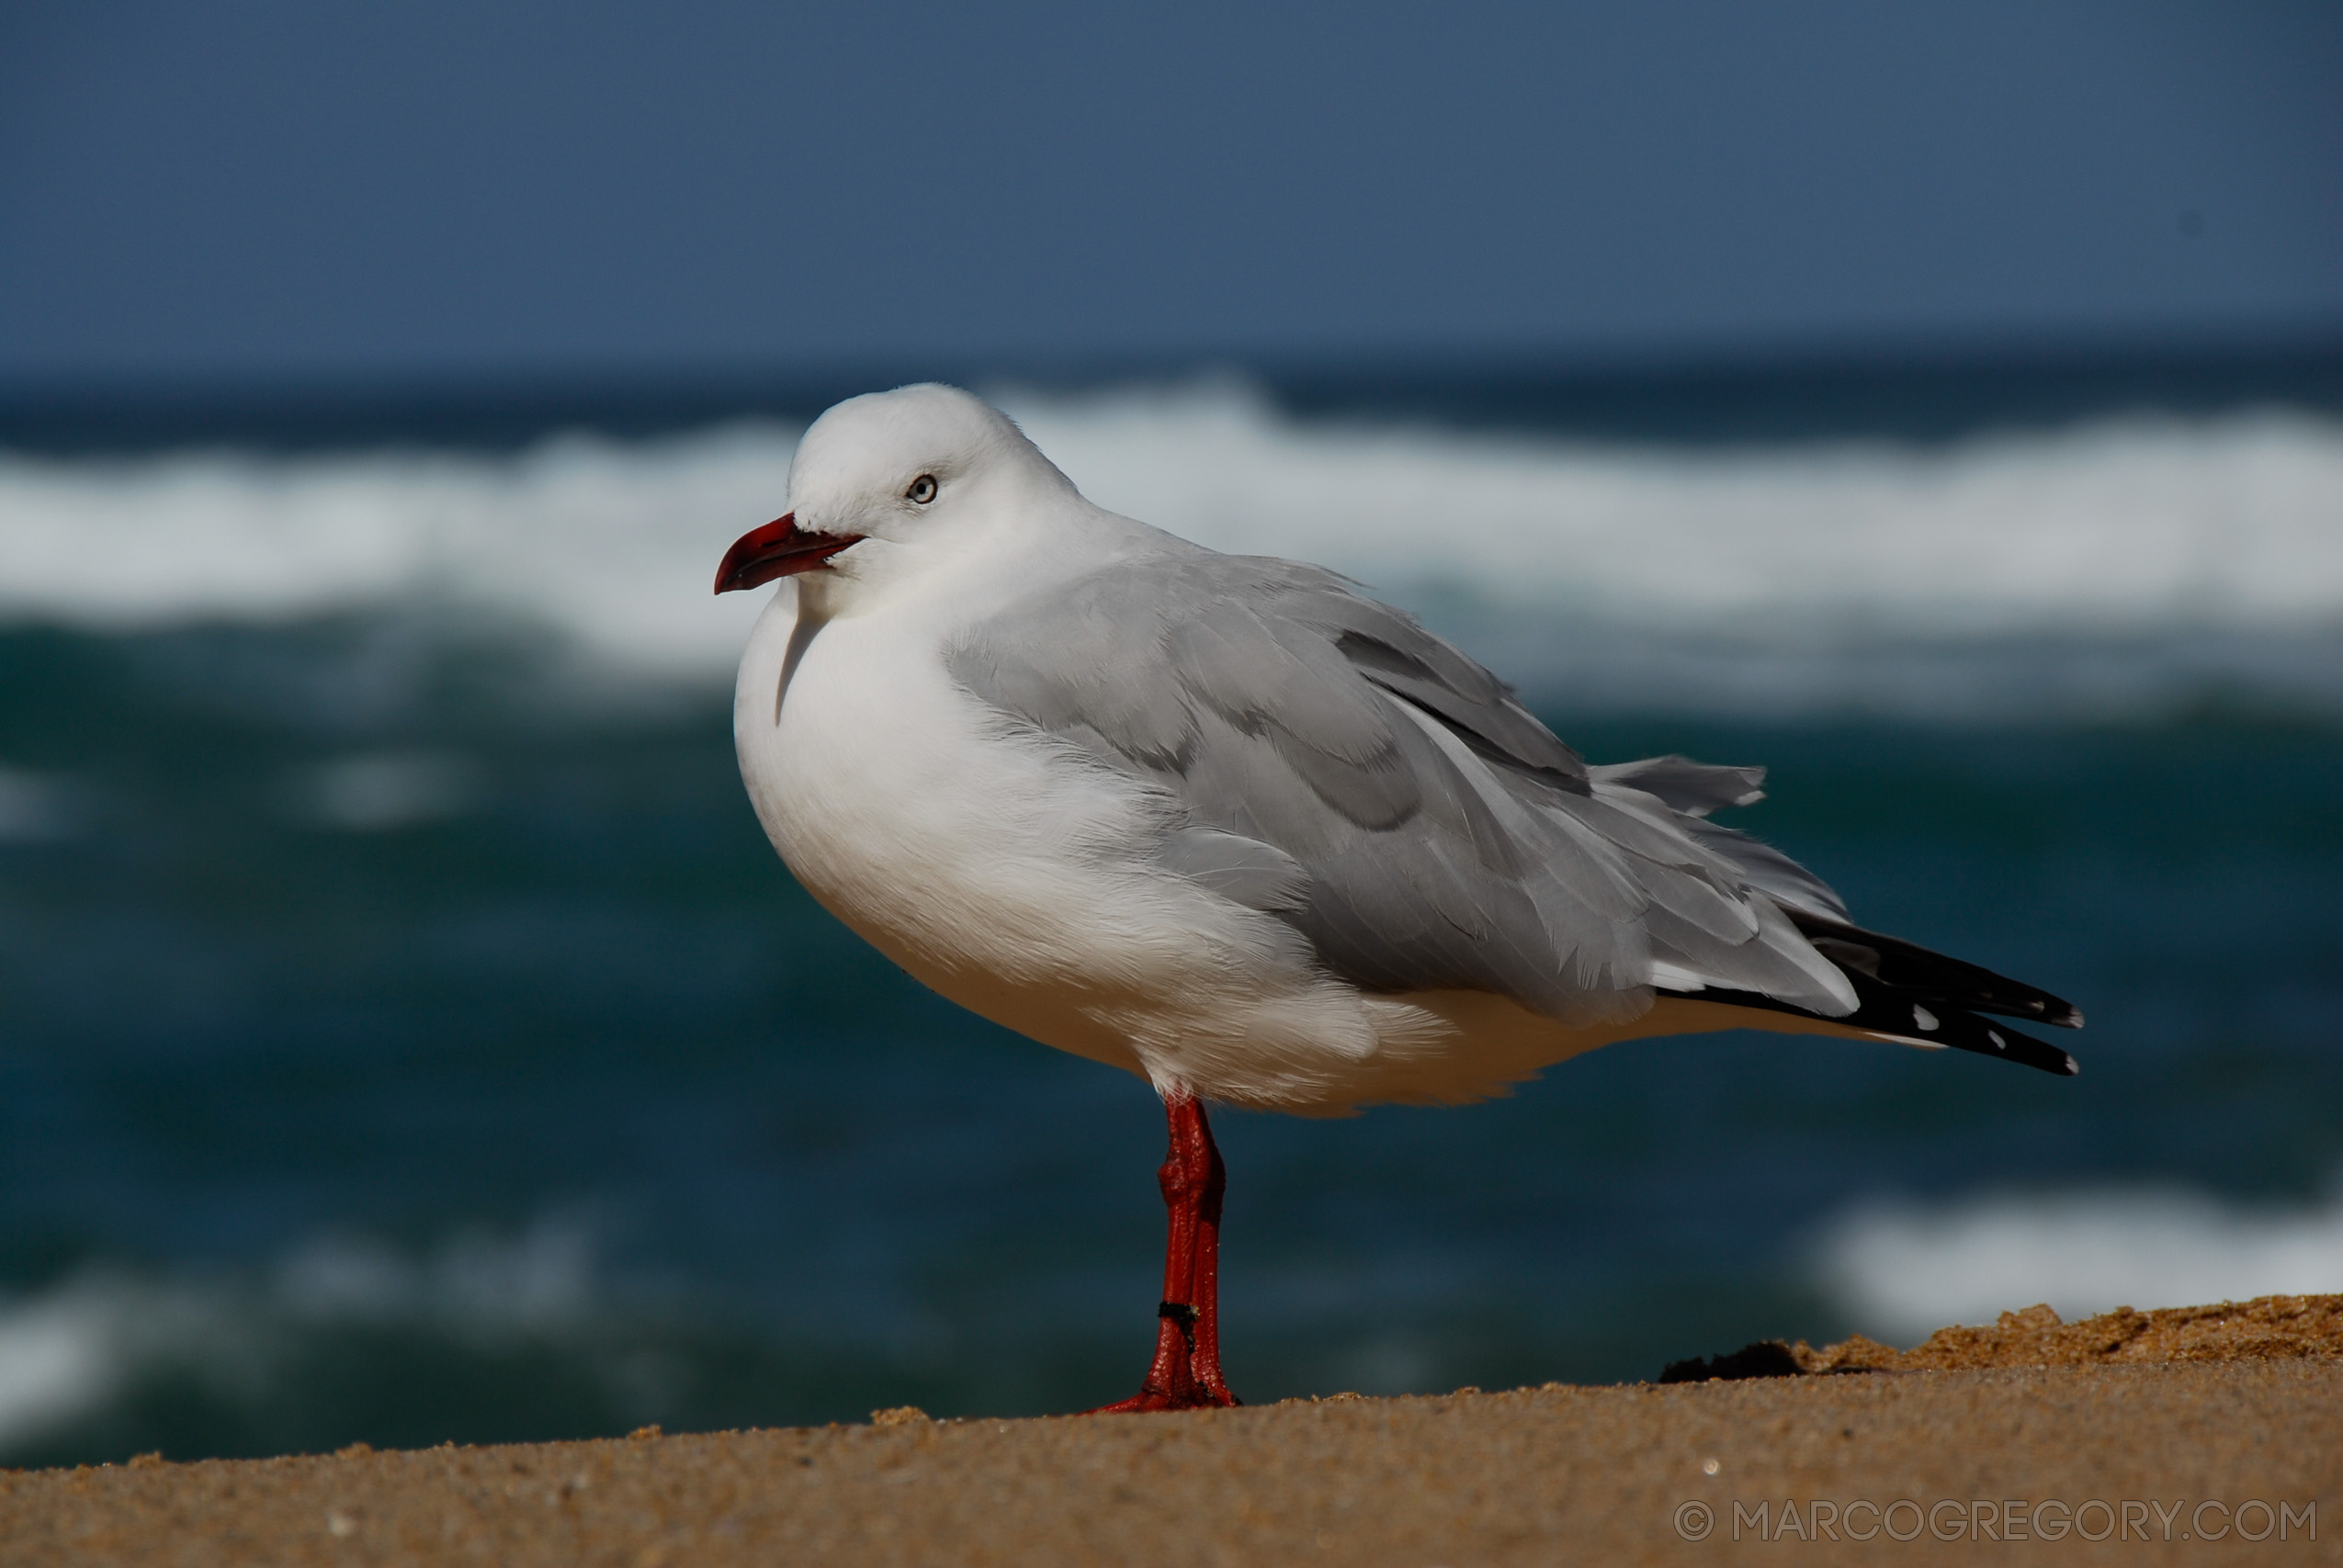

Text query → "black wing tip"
[1792,915,2085,1032]
[2012,992,2087,1031]
[1667,983,2084,1078]
[1945,1016,2080,1077]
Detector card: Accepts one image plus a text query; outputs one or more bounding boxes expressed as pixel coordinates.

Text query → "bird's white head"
[714,384,1074,603]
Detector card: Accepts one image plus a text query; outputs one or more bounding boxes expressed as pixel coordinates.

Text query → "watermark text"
[1670,1497,2315,1544]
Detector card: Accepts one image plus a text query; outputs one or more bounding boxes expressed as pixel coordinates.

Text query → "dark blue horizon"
[5,334,2342,457]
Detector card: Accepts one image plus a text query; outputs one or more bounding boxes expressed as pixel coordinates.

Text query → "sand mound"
[1800,1292,2343,1372]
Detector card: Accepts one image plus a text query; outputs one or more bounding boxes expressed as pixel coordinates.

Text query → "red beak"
[713,513,865,594]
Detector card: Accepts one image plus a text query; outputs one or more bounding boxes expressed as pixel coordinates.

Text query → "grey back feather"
[945,551,1853,1022]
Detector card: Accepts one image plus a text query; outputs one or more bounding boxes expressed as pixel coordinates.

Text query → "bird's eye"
[907,475,938,504]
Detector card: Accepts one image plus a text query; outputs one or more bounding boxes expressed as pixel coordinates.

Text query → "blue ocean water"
[1,358,2339,1465]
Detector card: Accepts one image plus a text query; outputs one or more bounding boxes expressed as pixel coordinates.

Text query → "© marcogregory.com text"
[1670,1496,2317,1543]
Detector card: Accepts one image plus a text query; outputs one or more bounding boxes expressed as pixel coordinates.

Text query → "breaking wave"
[2,380,2340,715]
[0,1222,640,1459]
[1813,1185,2343,1344]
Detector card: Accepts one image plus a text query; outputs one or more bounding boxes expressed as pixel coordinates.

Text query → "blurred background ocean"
[2,2,2340,1466]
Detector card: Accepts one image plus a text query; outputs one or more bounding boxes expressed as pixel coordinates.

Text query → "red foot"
[1092,1386,1237,1414]
[1086,1089,1242,1414]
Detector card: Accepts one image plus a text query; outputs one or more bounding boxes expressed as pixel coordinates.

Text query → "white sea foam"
[4,382,2339,714]
[0,423,797,678]
[0,1277,134,1450]
[1814,1186,2343,1344]
[1012,383,2343,635]
[0,1221,617,1456]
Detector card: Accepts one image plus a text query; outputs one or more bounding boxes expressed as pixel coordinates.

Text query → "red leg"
[1089,1089,1241,1412]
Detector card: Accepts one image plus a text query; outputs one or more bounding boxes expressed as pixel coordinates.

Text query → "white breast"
[733,586,1289,1081]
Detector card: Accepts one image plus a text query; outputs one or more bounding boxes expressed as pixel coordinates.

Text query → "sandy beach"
[6,1295,2338,1566]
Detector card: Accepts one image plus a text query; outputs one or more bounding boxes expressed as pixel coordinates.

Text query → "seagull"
[716,384,2081,1413]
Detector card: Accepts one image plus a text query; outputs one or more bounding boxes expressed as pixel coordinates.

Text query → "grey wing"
[945,551,1856,1025]
[1582,756,1851,923]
